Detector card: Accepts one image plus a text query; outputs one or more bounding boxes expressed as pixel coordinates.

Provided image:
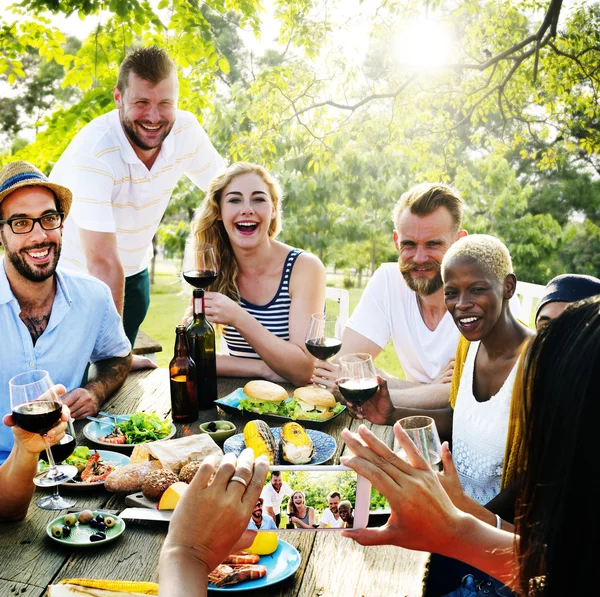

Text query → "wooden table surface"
[0,370,429,597]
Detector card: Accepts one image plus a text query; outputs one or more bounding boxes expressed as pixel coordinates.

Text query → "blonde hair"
[190,162,283,301]
[392,182,463,232]
[442,234,513,283]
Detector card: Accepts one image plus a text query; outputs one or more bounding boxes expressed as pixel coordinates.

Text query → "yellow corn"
[243,420,276,464]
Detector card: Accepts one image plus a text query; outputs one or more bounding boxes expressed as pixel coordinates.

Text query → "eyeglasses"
[0,213,64,234]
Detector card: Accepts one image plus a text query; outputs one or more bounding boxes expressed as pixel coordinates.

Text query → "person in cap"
[0,161,131,463]
[49,46,224,364]
[535,273,600,329]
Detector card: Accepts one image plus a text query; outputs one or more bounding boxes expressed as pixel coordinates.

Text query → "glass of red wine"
[9,370,77,509]
[182,241,218,290]
[337,353,379,416]
[305,313,342,387]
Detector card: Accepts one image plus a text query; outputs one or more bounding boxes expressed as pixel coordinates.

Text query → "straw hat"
[0,161,72,218]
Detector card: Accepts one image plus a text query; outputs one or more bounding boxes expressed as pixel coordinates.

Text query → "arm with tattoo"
[62,354,132,419]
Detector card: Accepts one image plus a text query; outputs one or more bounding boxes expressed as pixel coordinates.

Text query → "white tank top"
[452,341,519,505]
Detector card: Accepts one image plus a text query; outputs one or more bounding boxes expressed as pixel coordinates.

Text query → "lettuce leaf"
[116,412,172,443]
[239,397,288,416]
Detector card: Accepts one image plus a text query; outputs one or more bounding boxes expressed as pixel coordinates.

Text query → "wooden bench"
[132,329,163,362]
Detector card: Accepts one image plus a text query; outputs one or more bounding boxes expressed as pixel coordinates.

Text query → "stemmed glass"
[337,353,379,415]
[182,241,218,290]
[397,415,442,472]
[305,313,342,388]
[9,370,77,509]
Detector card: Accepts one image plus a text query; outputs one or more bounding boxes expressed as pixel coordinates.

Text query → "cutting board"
[125,491,159,510]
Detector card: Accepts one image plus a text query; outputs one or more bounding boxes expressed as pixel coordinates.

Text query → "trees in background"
[0,0,598,282]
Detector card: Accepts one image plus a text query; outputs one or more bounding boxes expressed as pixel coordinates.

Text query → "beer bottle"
[186,289,218,409]
[169,324,198,423]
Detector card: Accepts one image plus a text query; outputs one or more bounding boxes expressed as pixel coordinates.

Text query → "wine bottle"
[186,289,218,410]
[169,324,198,423]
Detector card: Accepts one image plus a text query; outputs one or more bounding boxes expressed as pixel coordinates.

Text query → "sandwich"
[239,380,289,416]
[288,386,344,421]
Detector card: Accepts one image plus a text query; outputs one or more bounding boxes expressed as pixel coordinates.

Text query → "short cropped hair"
[117,46,176,93]
[271,470,281,477]
[442,234,513,283]
[328,491,341,500]
[338,500,352,511]
[392,183,463,232]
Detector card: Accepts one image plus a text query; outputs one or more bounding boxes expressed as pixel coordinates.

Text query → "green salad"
[115,412,172,443]
[40,446,91,472]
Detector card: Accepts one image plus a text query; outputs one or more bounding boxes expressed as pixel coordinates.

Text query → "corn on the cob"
[280,422,314,464]
[243,420,277,464]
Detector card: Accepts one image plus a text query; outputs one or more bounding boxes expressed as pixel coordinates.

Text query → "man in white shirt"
[315,183,467,411]
[318,491,344,528]
[50,46,224,362]
[260,470,292,528]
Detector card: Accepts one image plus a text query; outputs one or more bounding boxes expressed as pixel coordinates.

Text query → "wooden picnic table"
[0,370,430,597]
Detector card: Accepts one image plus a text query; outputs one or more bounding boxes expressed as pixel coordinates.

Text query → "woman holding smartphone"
[287,490,316,529]
[186,162,326,387]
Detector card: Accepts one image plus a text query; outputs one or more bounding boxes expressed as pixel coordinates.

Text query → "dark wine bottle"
[169,325,198,423]
[186,289,218,410]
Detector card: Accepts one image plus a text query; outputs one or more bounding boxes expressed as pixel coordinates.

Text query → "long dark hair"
[515,296,600,595]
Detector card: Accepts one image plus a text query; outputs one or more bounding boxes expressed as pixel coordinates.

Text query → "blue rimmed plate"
[215,388,346,425]
[223,427,336,465]
[208,539,301,592]
[83,415,176,450]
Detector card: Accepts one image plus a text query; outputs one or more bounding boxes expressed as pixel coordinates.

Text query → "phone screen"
[250,465,369,531]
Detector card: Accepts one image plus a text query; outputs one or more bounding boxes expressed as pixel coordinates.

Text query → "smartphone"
[250,465,371,531]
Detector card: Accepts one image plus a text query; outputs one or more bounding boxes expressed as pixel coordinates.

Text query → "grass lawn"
[144,258,404,377]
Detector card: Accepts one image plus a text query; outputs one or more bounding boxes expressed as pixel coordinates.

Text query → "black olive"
[62,525,71,537]
[90,534,103,542]
[89,518,98,528]
[96,531,106,540]
[97,522,106,532]
[95,514,104,523]
[207,421,217,432]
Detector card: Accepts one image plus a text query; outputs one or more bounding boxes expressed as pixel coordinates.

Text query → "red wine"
[12,401,62,434]
[183,270,218,289]
[305,338,342,360]
[48,433,76,463]
[338,378,378,405]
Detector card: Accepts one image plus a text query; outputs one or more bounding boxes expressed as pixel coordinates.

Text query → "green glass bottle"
[186,289,217,409]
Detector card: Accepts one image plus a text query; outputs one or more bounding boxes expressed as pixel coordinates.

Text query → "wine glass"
[397,415,442,472]
[337,353,378,415]
[305,312,342,366]
[182,241,218,290]
[9,370,77,509]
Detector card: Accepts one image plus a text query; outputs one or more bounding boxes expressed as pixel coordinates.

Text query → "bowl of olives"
[198,420,237,443]
[46,510,125,546]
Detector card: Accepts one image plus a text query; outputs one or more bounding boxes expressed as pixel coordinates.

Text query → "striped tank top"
[222,249,302,359]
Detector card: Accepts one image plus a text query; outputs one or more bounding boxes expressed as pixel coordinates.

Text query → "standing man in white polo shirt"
[50,46,224,362]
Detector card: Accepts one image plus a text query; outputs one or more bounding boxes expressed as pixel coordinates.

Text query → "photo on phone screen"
[249,465,371,531]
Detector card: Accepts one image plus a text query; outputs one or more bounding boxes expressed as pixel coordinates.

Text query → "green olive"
[51,524,63,538]
[64,513,77,527]
[104,516,116,528]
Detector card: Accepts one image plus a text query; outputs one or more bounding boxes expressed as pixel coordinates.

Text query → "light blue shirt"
[0,259,130,462]
[247,514,277,530]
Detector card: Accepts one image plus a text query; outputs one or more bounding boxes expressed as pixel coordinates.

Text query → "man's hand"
[131,355,158,371]
[432,358,455,385]
[3,404,70,454]
[344,376,396,425]
[312,360,340,394]
[61,388,99,419]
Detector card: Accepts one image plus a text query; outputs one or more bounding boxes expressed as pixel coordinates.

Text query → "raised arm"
[80,229,125,314]
[211,253,326,386]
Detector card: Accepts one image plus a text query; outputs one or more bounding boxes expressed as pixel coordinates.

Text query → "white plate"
[83,415,176,449]
[62,450,131,488]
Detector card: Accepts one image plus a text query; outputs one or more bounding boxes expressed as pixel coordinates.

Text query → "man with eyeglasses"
[0,161,131,464]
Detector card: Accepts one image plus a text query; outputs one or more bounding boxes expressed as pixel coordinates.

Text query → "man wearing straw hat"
[0,161,131,464]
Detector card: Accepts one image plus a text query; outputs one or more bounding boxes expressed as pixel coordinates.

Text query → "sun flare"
[394,19,454,69]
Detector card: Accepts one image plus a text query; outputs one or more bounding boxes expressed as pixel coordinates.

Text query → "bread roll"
[104,460,162,493]
[243,380,288,403]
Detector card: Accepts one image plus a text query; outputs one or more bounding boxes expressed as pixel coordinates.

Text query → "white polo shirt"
[50,109,224,277]
[261,481,292,515]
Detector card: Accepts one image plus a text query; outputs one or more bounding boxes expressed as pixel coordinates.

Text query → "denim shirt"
[0,259,130,462]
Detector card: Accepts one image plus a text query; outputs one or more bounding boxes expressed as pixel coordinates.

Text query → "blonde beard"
[398,259,443,296]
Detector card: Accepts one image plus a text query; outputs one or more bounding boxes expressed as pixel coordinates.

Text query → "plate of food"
[224,420,336,465]
[40,447,130,488]
[215,382,346,425]
[208,540,301,591]
[83,412,176,449]
[46,510,126,547]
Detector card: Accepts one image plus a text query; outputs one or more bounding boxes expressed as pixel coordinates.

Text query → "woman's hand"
[204,292,244,327]
[432,358,455,385]
[436,441,471,512]
[339,422,464,554]
[312,360,340,394]
[289,516,299,524]
[343,377,396,426]
[161,449,269,575]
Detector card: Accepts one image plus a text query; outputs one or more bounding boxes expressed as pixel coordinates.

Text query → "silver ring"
[229,475,248,488]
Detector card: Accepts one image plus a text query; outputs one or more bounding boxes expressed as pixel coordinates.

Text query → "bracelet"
[495,514,502,529]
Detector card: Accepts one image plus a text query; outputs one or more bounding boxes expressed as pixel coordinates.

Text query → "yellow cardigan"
[449,335,526,489]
